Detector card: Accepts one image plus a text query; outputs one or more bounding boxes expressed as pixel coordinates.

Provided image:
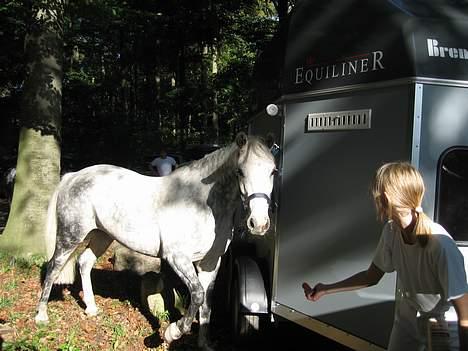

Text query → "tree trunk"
[177,42,187,148]
[0,0,63,258]
[211,43,219,144]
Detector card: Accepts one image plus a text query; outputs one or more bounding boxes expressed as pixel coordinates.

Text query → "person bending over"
[303,162,468,351]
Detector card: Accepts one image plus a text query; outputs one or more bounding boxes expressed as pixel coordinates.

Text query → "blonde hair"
[371,162,432,246]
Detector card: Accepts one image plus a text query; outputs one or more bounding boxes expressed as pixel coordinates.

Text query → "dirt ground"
[0,197,353,351]
[0,197,206,350]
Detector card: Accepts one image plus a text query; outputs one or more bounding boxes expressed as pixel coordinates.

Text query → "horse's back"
[63,164,143,179]
[60,164,161,206]
[54,164,164,254]
[60,164,152,189]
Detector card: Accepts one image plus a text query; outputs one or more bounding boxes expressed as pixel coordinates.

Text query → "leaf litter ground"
[0,197,236,351]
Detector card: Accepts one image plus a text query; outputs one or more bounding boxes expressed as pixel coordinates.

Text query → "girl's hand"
[302,282,325,301]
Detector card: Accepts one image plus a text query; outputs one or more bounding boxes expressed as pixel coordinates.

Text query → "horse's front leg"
[196,259,221,351]
[163,254,205,345]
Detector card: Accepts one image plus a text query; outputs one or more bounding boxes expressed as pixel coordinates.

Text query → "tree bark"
[0,0,64,257]
[211,43,219,144]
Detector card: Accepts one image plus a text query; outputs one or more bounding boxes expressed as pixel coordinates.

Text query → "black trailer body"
[241,1,468,350]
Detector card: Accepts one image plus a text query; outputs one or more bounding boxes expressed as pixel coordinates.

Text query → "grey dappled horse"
[35,132,276,350]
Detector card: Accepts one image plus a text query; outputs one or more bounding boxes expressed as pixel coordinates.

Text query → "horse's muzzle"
[244,192,271,235]
[246,214,270,235]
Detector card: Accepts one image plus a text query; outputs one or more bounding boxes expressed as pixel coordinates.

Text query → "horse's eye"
[236,168,244,177]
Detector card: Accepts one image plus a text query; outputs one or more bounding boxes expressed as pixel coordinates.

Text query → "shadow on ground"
[1,194,354,351]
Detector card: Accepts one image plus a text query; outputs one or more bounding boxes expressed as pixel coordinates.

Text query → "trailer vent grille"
[306,109,372,132]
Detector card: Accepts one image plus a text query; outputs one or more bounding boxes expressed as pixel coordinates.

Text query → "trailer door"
[273,85,415,348]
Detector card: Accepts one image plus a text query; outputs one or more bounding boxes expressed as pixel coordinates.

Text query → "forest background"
[0,0,289,255]
[0,2,295,349]
[1,0,288,170]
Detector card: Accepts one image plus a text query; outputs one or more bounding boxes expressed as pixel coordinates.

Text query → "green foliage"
[3,279,17,290]
[3,325,85,351]
[0,250,46,274]
[101,314,128,350]
[58,328,81,351]
[0,295,13,309]
[0,0,28,154]
[1,0,281,168]
[3,327,51,351]
[153,308,170,322]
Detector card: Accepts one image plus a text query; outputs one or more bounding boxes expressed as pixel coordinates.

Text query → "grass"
[0,246,260,351]
[3,279,18,290]
[101,310,132,350]
[0,295,13,309]
[3,326,52,351]
[0,251,45,276]
[0,248,143,351]
[111,323,126,350]
[153,309,170,322]
[58,327,82,351]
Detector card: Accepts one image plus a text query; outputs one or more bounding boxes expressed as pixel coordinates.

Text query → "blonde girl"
[302,162,468,351]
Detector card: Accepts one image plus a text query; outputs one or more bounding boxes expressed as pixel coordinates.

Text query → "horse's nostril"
[249,218,255,229]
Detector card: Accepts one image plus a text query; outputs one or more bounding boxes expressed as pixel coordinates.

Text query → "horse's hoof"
[163,322,182,343]
[85,306,99,316]
[34,312,49,325]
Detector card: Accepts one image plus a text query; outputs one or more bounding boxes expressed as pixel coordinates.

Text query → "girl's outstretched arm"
[303,263,384,301]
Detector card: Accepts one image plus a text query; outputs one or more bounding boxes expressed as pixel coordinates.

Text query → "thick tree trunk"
[0,0,63,257]
[1,130,60,256]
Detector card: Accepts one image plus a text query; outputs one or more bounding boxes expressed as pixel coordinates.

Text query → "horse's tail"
[45,173,77,285]
[45,186,59,259]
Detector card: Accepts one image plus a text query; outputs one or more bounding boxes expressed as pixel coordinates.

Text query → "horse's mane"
[176,136,272,179]
[188,144,237,173]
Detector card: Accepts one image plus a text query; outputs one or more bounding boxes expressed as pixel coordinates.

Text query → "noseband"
[243,192,271,209]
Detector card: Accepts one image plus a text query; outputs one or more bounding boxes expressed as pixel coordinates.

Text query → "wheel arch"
[232,255,269,315]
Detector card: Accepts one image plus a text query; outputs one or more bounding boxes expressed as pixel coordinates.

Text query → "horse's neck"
[185,145,232,182]
[189,144,240,205]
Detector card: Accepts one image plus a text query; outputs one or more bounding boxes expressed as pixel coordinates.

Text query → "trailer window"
[436,148,468,245]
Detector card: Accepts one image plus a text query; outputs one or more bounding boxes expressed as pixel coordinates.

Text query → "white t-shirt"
[373,221,468,351]
[150,156,177,176]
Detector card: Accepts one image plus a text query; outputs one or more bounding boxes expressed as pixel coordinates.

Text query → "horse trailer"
[227,1,468,350]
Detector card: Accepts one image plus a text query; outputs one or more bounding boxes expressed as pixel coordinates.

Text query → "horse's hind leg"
[35,244,80,324]
[77,230,113,316]
[163,254,205,345]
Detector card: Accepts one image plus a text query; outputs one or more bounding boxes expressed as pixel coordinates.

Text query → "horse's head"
[235,132,277,235]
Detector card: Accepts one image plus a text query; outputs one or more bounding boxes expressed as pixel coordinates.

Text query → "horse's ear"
[235,132,248,148]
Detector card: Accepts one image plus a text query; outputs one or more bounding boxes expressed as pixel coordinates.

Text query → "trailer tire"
[231,274,260,342]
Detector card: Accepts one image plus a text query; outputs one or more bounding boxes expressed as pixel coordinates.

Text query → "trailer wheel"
[231,274,260,342]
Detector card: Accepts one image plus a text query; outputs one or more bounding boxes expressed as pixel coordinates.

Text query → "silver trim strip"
[278,76,468,102]
[272,302,386,351]
[271,104,286,304]
[412,84,423,168]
